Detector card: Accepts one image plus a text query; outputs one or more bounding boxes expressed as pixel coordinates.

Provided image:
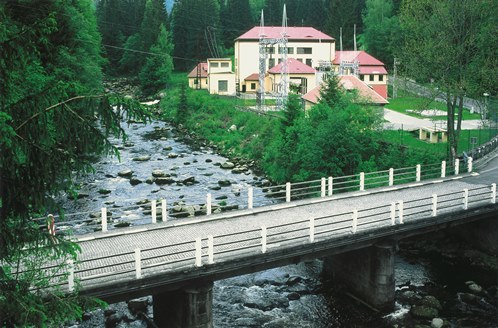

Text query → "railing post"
[135,248,142,279]
[151,200,157,224]
[248,187,253,209]
[359,172,365,191]
[321,178,326,197]
[207,235,214,264]
[390,202,396,225]
[101,207,107,232]
[463,189,469,210]
[398,201,404,224]
[309,218,315,243]
[206,193,212,215]
[195,238,202,267]
[286,182,291,202]
[454,159,460,175]
[67,260,74,292]
[491,183,496,204]
[161,199,167,222]
[261,226,267,254]
[468,157,473,173]
[328,177,333,196]
[351,209,358,234]
[416,164,421,182]
[389,168,394,186]
[432,194,438,217]
[441,161,446,178]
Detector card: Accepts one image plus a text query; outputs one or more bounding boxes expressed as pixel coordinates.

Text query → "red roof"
[245,73,259,81]
[359,66,388,75]
[268,58,316,74]
[237,26,334,41]
[339,75,388,104]
[302,75,388,105]
[187,62,208,78]
[333,51,385,66]
[302,86,321,104]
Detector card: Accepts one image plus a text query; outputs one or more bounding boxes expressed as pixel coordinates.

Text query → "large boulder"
[221,162,235,169]
[410,305,439,319]
[118,169,133,178]
[155,177,175,185]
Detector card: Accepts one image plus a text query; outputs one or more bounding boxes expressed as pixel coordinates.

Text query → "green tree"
[220,0,254,49]
[0,1,147,325]
[362,0,400,67]
[282,93,303,130]
[263,76,382,182]
[399,0,497,160]
[120,0,167,75]
[96,0,146,74]
[325,0,366,50]
[140,24,174,95]
[171,0,221,71]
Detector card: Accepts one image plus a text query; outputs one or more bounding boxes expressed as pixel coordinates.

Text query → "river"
[62,119,497,328]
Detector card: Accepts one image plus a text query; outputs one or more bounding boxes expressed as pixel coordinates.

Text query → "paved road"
[383,108,482,131]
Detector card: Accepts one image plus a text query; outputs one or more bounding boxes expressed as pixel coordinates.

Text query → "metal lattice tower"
[257,6,289,111]
[257,10,266,110]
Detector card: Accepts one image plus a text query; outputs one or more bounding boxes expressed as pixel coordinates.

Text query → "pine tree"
[0,1,147,325]
[171,0,221,71]
[140,24,174,95]
[220,0,254,49]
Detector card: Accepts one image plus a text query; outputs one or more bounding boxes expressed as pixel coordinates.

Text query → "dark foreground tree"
[0,1,147,325]
[399,0,497,160]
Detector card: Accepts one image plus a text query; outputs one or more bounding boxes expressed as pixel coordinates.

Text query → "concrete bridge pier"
[153,281,214,328]
[324,239,396,311]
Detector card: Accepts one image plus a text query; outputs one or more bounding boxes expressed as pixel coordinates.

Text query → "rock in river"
[132,155,151,162]
[118,169,133,177]
[221,162,235,169]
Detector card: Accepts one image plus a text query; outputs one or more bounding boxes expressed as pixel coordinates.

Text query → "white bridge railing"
[26,182,495,292]
[37,159,473,235]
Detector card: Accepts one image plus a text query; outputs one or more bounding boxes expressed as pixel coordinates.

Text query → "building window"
[297,47,312,54]
[210,62,219,68]
[297,58,303,63]
[360,74,365,80]
[194,79,198,85]
[306,58,312,67]
[221,62,229,68]
[251,83,256,90]
[279,47,294,54]
[379,75,384,82]
[269,58,275,68]
[369,75,374,82]
[266,46,275,54]
[218,80,228,92]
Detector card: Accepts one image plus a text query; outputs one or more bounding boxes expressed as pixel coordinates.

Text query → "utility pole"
[392,57,398,98]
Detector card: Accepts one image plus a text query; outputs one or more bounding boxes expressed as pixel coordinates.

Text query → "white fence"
[22,182,495,292]
[36,159,473,235]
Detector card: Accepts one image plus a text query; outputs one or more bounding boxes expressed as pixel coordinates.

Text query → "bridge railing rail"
[38,182,495,292]
[35,159,473,235]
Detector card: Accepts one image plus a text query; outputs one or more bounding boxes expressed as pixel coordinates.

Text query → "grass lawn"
[386,96,481,120]
[380,128,498,155]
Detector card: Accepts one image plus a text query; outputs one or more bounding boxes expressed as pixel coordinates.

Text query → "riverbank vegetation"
[161,74,444,183]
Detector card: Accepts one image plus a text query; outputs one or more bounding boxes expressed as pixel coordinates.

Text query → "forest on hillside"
[97,0,402,73]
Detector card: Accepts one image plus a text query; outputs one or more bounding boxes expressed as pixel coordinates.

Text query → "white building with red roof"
[302,75,388,111]
[333,51,388,98]
[235,26,336,93]
[187,26,388,103]
[187,62,208,90]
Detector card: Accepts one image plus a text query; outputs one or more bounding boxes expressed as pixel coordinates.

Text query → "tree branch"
[14,95,105,132]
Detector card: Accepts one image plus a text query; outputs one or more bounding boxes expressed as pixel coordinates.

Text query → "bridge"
[33,157,498,327]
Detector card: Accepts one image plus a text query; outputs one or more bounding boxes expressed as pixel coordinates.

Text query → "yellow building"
[206,58,236,95]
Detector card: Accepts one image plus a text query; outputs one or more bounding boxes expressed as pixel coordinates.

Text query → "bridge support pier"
[452,217,498,255]
[324,240,396,310]
[153,281,213,328]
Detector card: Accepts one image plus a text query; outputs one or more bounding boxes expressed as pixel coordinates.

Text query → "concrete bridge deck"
[56,171,497,303]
